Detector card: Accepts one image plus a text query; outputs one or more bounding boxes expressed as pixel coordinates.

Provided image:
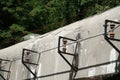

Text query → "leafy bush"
[0,0,120,49]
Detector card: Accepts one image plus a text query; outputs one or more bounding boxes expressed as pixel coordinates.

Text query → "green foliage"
[10,24,28,36]
[0,0,120,49]
[95,4,110,14]
[10,24,25,32]
[0,24,28,49]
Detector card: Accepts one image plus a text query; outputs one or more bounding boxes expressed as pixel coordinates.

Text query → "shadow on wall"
[74,73,120,80]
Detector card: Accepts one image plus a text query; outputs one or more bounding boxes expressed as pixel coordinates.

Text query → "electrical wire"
[25,59,118,80]
[0,22,120,80]
[0,24,120,71]
[16,24,120,61]
[1,24,120,64]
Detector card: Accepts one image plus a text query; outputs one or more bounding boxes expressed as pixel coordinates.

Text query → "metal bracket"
[104,19,120,72]
[104,19,120,53]
[22,48,40,80]
[69,33,81,80]
[0,58,11,80]
[58,36,79,72]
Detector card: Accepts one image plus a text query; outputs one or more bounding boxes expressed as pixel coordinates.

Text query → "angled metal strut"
[22,48,40,80]
[104,19,120,72]
[58,36,79,80]
[0,58,11,80]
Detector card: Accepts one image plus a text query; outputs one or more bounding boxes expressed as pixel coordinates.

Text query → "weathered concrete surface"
[0,6,120,80]
[74,73,120,80]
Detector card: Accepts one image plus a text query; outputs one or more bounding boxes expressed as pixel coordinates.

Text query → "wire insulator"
[63,38,67,44]
[25,51,30,62]
[109,31,115,38]
[62,38,67,52]
[110,22,115,29]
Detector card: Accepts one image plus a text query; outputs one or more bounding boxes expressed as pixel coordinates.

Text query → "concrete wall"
[0,6,120,80]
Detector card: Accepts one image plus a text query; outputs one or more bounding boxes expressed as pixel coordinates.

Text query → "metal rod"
[104,19,120,55]
[0,58,11,80]
[25,60,118,80]
[107,38,120,41]
[22,49,37,79]
[0,74,6,80]
[58,36,78,72]
[23,48,38,54]
[0,69,10,72]
[59,36,76,41]
[58,52,78,71]
[105,38,120,58]
[0,59,10,62]
[60,52,74,56]
[7,61,12,80]
[24,62,38,65]
[105,19,120,24]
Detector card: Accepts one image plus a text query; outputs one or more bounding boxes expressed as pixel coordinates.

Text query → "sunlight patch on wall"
[107,48,116,73]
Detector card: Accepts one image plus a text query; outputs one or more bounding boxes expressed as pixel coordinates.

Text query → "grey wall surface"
[0,6,120,80]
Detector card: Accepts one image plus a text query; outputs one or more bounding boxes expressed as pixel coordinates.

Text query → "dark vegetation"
[0,0,120,49]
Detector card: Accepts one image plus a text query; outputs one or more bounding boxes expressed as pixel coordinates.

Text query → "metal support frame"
[22,20,120,80]
[69,33,81,80]
[58,36,79,73]
[104,19,120,72]
[0,58,11,80]
[22,48,40,80]
[25,59,119,80]
[104,19,120,53]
